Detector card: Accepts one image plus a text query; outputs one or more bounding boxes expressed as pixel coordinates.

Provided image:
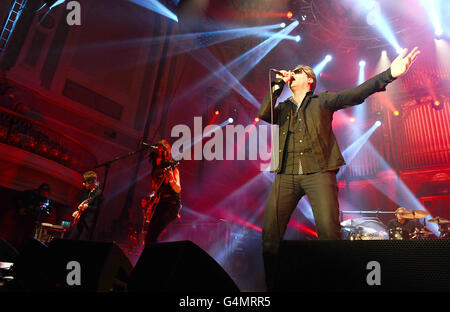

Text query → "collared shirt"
[280,94,320,174]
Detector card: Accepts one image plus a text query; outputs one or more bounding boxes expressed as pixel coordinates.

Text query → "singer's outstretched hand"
[390,47,420,78]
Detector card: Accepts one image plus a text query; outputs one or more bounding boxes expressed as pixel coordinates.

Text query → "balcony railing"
[0,105,97,172]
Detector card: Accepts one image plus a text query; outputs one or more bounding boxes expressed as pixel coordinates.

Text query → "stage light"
[353,57,367,135]
[432,99,443,110]
[280,22,286,28]
[254,117,260,123]
[313,55,333,76]
[393,110,400,116]
[36,0,66,11]
[349,117,356,123]
[257,33,302,42]
[375,120,382,127]
[381,50,387,56]
[420,0,443,38]
[215,110,220,115]
[228,117,234,123]
[286,11,293,19]
[361,0,403,53]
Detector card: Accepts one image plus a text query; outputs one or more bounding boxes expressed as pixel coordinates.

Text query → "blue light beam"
[313,54,333,75]
[129,0,178,22]
[421,0,443,36]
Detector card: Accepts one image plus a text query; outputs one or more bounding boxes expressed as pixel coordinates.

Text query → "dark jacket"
[258,68,396,173]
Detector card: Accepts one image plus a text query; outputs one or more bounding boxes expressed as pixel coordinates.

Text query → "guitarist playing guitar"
[68,171,103,240]
[141,140,181,245]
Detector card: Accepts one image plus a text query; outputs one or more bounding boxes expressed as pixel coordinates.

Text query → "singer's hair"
[294,65,317,92]
[149,139,172,166]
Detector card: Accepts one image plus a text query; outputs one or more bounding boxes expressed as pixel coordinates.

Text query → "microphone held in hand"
[270,69,292,82]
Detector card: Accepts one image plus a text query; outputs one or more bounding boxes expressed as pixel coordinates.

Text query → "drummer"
[387,207,424,239]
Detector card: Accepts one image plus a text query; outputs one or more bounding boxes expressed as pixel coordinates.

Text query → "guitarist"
[68,171,103,240]
[141,140,181,244]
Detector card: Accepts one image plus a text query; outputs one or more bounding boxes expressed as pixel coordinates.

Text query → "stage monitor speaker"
[11,238,49,290]
[44,239,133,292]
[0,238,19,262]
[276,240,450,292]
[127,240,240,292]
[12,239,132,292]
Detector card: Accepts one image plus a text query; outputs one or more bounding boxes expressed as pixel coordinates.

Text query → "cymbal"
[428,217,450,224]
[399,210,429,219]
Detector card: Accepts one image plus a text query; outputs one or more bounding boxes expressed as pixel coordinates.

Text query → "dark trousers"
[67,213,95,240]
[145,202,180,244]
[262,171,341,290]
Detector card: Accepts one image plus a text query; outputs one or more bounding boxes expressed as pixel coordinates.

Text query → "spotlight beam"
[359,0,402,53]
[128,0,178,22]
[174,21,299,109]
[202,21,299,104]
[339,112,439,236]
[68,23,284,59]
[339,121,381,169]
[363,144,440,236]
[313,55,332,75]
[420,0,443,36]
[353,60,367,137]
[189,49,261,108]
[223,20,300,84]
[155,23,284,61]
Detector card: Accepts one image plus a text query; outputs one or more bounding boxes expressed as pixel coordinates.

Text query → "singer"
[259,47,420,290]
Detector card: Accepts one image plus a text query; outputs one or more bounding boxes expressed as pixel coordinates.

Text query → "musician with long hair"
[141,140,181,244]
[68,171,103,240]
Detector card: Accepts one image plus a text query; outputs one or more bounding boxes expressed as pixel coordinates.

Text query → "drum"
[359,231,388,240]
[410,228,435,239]
[345,227,388,240]
[388,227,410,240]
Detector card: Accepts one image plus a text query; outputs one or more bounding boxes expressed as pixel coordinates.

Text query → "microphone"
[270,69,293,82]
[270,69,285,75]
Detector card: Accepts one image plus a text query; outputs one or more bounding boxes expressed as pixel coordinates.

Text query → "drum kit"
[341,217,389,240]
[428,216,450,239]
[341,210,450,240]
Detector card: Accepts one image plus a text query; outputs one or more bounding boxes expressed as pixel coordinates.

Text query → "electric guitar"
[71,190,98,228]
[141,162,179,243]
